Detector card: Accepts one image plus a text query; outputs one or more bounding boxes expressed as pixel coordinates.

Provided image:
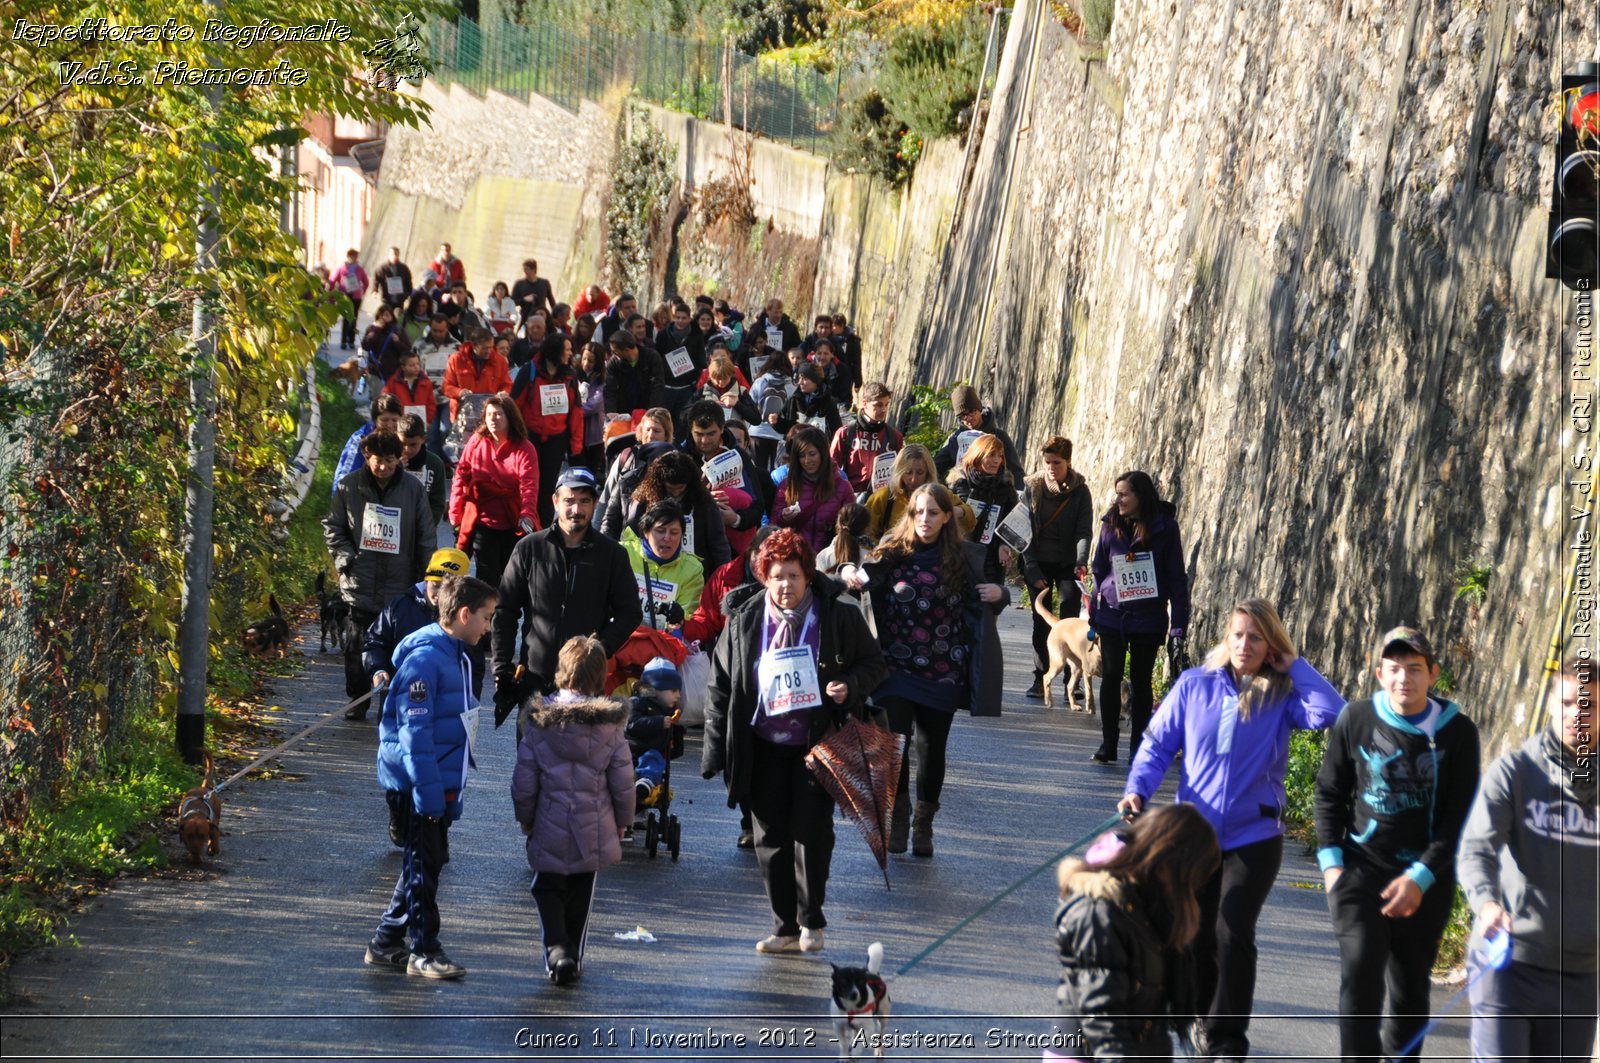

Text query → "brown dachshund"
[177,752,222,865]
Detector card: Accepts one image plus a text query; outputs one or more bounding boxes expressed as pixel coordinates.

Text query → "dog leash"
[1385,932,1512,1062]
[895,810,1126,976]
[204,683,387,798]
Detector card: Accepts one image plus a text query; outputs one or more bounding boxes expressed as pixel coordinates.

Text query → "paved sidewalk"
[0,577,1474,1060]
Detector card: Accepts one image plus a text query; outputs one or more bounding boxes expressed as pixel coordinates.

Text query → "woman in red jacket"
[448,395,540,593]
[512,334,583,530]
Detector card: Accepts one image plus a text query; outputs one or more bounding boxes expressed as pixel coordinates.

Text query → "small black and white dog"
[315,571,348,652]
[831,941,890,1060]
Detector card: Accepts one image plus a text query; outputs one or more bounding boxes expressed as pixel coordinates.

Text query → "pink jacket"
[770,472,854,552]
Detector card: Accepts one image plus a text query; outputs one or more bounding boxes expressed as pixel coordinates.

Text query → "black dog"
[241,595,290,655]
[316,571,349,653]
[830,942,890,1060]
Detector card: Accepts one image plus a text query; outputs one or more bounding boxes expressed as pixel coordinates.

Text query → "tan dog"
[1033,594,1101,713]
[330,357,365,393]
[177,752,222,865]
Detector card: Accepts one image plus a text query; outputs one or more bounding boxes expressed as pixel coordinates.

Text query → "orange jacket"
[441,347,512,419]
[383,371,437,425]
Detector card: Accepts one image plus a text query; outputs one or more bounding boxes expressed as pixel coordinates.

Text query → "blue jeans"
[374,791,449,955]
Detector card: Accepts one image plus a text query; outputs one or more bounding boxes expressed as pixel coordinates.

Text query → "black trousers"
[469,526,519,597]
[1328,854,1457,1063]
[374,792,449,955]
[343,606,381,701]
[1194,833,1284,1058]
[748,738,835,936]
[531,870,598,960]
[1030,561,1082,677]
[880,695,956,807]
[1095,628,1163,761]
[532,436,569,530]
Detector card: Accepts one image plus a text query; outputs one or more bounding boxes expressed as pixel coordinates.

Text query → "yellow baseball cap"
[425,548,470,581]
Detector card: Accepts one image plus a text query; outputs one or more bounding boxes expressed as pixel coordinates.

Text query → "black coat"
[858,539,1009,717]
[1020,470,1095,582]
[604,350,668,415]
[599,488,732,571]
[490,524,643,690]
[777,388,842,440]
[702,579,888,806]
[1055,860,1178,1060]
[949,468,1019,583]
[935,408,1026,485]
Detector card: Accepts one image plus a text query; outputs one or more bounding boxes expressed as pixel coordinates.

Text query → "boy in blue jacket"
[1314,626,1482,1063]
[363,574,497,980]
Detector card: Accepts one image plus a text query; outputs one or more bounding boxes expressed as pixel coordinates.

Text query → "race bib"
[870,451,897,492]
[421,347,451,384]
[703,448,743,489]
[994,503,1033,552]
[1112,551,1159,603]
[539,383,569,416]
[954,430,984,465]
[403,404,426,423]
[664,346,694,378]
[361,503,402,555]
[683,511,696,555]
[972,501,1000,545]
[385,276,404,295]
[757,645,821,716]
[342,273,362,295]
[765,326,784,350]
[803,415,828,431]
[405,466,433,491]
[635,573,680,608]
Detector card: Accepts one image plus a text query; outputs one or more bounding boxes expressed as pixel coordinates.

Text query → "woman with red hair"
[702,529,887,954]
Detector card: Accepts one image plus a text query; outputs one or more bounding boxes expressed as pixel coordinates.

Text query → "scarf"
[764,588,814,651]
[641,535,680,566]
[1543,724,1599,806]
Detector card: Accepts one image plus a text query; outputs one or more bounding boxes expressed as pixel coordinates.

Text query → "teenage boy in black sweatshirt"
[1314,626,1481,1063]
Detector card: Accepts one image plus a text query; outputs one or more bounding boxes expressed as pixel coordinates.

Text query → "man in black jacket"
[753,297,802,355]
[490,467,643,732]
[934,384,1026,485]
[1021,436,1094,700]
[372,247,413,310]
[603,330,667,415]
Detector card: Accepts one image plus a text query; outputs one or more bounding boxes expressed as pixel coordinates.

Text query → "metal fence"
[427,18,841,154]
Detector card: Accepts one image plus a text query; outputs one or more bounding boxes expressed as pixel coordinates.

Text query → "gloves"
[493,679,519,728]
[1166,634,1191,675]
[661,601,686,626]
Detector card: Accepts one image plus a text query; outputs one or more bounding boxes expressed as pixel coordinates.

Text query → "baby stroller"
[626,658,686,861]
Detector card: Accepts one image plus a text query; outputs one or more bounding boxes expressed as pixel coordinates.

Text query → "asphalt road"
[1,331,1474,1060]
[0,595,1473,1061]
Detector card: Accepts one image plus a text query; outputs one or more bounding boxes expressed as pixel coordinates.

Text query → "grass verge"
[0,360,356,972]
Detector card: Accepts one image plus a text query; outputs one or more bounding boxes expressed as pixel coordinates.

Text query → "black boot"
[912,801,938,858]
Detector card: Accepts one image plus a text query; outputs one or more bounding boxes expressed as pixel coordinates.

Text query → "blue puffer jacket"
[1125,657,1345,851]
[377,623,475,821]
[1089,500,1190,637]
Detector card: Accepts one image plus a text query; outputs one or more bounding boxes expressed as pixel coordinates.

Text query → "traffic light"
[1548,62,1600,289]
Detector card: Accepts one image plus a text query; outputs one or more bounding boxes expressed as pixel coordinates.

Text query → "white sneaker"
[799,927,825,952]
[755,934,801,953]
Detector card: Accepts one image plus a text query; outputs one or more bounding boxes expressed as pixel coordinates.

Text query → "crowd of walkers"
[314,245,1595,1061]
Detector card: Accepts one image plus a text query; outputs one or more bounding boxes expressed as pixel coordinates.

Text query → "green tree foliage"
[604,107,679,295]
[0,0,434,802]
[873,1,987,148]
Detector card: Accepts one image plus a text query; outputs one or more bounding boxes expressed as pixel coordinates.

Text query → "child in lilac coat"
[511,635,635,987]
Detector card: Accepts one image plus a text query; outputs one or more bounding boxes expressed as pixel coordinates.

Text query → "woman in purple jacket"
[1088,471,1191,764]
[1118,598,1345,1061]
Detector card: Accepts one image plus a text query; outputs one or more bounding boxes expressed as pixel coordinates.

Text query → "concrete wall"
[367,79,615,301]
[891,0,1596,754]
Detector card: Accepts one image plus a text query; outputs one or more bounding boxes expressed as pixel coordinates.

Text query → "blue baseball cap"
[553,466,598,496]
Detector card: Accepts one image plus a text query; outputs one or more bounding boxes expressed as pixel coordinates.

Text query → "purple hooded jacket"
[511,692,636,874]
[1088,500,1190,637]
[1125,657,1345,851]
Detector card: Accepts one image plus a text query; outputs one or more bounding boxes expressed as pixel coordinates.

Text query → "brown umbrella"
[806,717,903,889]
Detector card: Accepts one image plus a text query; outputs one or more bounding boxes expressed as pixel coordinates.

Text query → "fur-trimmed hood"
[1057,856,1130,905]
[528,691,629,728]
